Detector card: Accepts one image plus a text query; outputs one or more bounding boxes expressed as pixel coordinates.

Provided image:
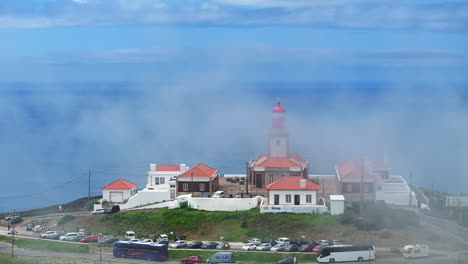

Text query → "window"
[155,177,159,185]
[269,175,274,183]
[160,177,165,184]
[170,184,175,188]
[285,194,291,203]
[199,183,205,192]
[306,195,312,203]
[183,183,189,191]
[346,183,352,193]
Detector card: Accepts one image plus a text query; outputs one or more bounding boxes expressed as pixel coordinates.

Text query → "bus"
[316,244,375,263]
[113,241,168,261]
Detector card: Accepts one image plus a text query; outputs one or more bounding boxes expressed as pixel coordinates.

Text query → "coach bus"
[316,244,375,263]
[113,241,168,261]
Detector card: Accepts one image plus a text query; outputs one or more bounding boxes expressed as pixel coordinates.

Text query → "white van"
[275,237,290,245]
[159,234,168,241]
[403,244,429,258]
[213,191,225,198]
[125,231,136,240]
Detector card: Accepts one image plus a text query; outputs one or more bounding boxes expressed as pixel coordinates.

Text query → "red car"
[180,255,203,264]
[312,245,324,253]
[300,243,317,252]
[80,236,99,243]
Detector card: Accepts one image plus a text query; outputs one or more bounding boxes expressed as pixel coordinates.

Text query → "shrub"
[379,231,392,239]
[11,217,23,225]
[241,220,248,228]
[57,215,75,225]
[179,201,189,209]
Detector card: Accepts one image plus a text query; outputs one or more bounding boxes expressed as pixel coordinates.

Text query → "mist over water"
[1,80,467,212]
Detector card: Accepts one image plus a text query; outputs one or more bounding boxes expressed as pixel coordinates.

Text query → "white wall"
[330,200,344,215]
[102,188,135,203]
[260,204,327,214]
[268,190,317,205]
[188,197,261,211]
[120,189,171,210]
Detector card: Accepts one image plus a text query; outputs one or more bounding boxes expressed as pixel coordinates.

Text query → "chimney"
[150,164,156,171]
[300,179,306,188]
[180,164,187,173]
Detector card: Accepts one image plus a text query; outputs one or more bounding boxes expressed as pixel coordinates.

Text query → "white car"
[60,232,79,241]
[169,240,187,248]
[40,231,58,239]
[130,239,140,243]
[248,238,262,245]
[213,191,225,198]
[256,243,272,251]
[275,237,290,245]
[242,243,256,251]
[141,239,154,243]
[92,208,105,215]
[270,244,286,252]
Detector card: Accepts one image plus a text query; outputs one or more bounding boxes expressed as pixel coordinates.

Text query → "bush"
[85,199,100,211]
[241,221,248,228]
[379,231,392,239]
[11,217,23,225]
[179,201,189,209]
[57,215,75,225]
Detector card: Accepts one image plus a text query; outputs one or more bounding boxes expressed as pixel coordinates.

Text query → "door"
[294,195,300,205]
[274,194,279,205]
[255,173,263,188]
[110,192,123,203]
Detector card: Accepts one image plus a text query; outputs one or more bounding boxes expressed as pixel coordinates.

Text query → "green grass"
[0,253,41,264]
[0,235,89,253]
[168,249,317,263]
[98,208,341,240]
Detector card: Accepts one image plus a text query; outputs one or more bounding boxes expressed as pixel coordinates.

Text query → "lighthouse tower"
[269,100,289,157]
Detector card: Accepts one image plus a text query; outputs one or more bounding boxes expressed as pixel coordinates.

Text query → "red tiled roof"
[336,160,375,178]
[180,163,217,177]
[289,153,306,163]
[156,165,180,171]
[257,157,301,167]
[266,176,320,190]
[254,153,268,162]
[102,179,137,190]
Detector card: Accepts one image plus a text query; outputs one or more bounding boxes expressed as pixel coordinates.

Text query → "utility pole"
[191,172,194,196]
[409,171,413,207]
[11,210,15,256]
[360,159,364,217]
[88,170,91,201]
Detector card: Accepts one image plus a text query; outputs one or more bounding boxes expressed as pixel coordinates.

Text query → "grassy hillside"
[97,208,340,241]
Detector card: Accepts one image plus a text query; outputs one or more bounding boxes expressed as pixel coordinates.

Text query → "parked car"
[202,242,219,249]
[278,257,297,264]
[174,235,187,241]
[187,241,204,249]
[26,223,34,231]
[104,205,120,214]
[312,245,324,253]
[270,244,286,252]
[80,236,99,243]
[248,238,262,245]
[275,237,290,245]
[235,192,243,198]
[317,240,329,245]
[92,208,105,215]
[213,191,225,198]
[261,239,277,246]
[329,240,340,245]
[224,194,233,198]
[180,255,203,264]
[216,242,230,250]
[256,243,272,251]
[158,240,169,246]
[141,239,154,243]
[244,194,252,198]
[169,240,187,248]
[71,235,87,242]
[60,232,79,241]
[242,243,256,251]
[100,237,119,244]
[129,238,140,243]
[300,243,317,252]
[202,193,211,198]
[277,244,299,252]
[40,231,58,239]
[206,252,235,264]
[239,179,245,185]
[4,215,20,221]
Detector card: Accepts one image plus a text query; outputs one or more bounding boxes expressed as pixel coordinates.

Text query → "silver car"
[169,240,187,248]
[256,243,272,251]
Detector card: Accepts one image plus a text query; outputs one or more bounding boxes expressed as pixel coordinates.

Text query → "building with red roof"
[247,100,309,189]
[102,179,137,203]
[146,163,189,200]
[177,163,220,195]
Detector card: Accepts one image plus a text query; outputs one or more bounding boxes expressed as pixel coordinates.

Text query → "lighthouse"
[269,100,288,157]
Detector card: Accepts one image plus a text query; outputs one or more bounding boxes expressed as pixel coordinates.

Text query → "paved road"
[421,215,468,244]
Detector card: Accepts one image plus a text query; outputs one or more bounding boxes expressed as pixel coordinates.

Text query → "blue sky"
[1,0,468,211]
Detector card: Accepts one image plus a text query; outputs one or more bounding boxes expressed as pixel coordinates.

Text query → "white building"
[376,175,417,207]
[118,163,189,210]
[446,195,468,207]
[330,195,345,215]
[261,176,326,214]
[102,179,137,203]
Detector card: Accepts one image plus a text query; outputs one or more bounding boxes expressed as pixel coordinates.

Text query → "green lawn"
[0,235,89,253]
[169,249,317,263]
